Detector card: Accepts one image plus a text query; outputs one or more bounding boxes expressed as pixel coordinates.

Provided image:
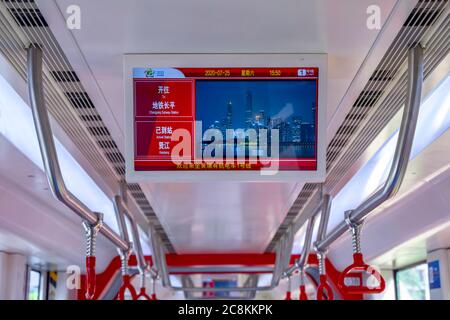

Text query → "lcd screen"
[132,67,318,172]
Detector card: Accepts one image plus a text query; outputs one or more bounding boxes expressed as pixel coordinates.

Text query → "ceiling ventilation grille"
[266,0,449,252]
[9,7,47,27]
[0,0,174,252]
[51,70,79,82]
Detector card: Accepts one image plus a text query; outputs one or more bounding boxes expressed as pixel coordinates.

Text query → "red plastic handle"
[85,256,96,300]
[317,275,334,300]
[118,275,138,300]
[284,291,292,300]
[338,253,385,294]
[299,285,308,300]
[151,293,158,300]
[135,287,152,300]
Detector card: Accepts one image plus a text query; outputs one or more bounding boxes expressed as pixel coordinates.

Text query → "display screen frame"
[124,54,327,182]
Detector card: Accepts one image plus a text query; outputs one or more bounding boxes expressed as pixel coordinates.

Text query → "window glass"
[395,263,430,300]
[27,269,41,300]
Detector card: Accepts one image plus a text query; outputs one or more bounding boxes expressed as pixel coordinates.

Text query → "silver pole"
[316,44,424,251]
[129,216,147,271]
[27,46,129,251]
[315,194,332,244]
[285,212,318,276]
[168,266,274,274]
[114,192,158,278]
[113,195,131,246]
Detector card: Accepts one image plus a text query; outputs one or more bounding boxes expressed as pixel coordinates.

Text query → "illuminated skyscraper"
[255,109,266,127]
[226,101,233,129]
[311,102,316,123]
[245,90,253,128]
[292,116,302,142]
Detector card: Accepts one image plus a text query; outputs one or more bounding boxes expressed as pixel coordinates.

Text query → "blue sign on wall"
[428,260,441,290]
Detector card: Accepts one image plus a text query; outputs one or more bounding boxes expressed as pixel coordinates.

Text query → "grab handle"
[299,285,308,300]
[315,250,334,300]
[150,276,158,300]
[134,272,151,300]
[338,253,385,294]
[135,287,152,300]
[284,276,292,300]
[82,214,102,300]
[118,275,138,300]
[85,256,96,300]
[338,213,385,294]
[317,275,334,300]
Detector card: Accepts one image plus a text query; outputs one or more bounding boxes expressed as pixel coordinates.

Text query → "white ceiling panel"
[141,182,303,252]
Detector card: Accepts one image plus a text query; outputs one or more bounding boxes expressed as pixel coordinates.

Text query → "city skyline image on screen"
[196,79,317,159]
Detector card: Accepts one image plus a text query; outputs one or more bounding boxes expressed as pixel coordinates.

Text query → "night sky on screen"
[195,79,317,129]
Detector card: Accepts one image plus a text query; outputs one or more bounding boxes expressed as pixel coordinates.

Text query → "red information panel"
[133,67,319,172]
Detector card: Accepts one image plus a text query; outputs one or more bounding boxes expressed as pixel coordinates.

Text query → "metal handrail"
[186,275,258,299]
[285,212,318,276]
[168,266,274,274]
[27,45,129,251]
[113,196,131,246]
[154,230,292,292]
[315,194,332,246]
[129,213,149,273]
[316,44,424,252]
[114,192,158,278]
[28,45,161,297]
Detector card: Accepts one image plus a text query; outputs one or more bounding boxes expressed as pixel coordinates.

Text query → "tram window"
[27,269,42,300]
[395,263,430,300]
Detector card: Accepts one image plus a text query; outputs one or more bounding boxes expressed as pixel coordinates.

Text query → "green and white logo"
[144,68,154,78]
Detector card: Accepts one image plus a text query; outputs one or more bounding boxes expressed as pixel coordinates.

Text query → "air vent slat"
[80,114,102,122]
[354,90,383,107]
[369,69,396,81]
[65,92,95,109]
[9,8,47,27]
[404,8,441,27]
[51,71,80,82]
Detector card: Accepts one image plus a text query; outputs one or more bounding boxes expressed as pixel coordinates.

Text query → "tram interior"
[0,0,449,300]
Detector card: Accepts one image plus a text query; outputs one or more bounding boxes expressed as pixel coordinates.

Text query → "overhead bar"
[316,44,424,252]
[156,230,292,292]
[168,266,274,274]
[27,45,129,251]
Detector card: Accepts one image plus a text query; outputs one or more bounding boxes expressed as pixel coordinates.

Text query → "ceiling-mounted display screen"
[124,55,327,182]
